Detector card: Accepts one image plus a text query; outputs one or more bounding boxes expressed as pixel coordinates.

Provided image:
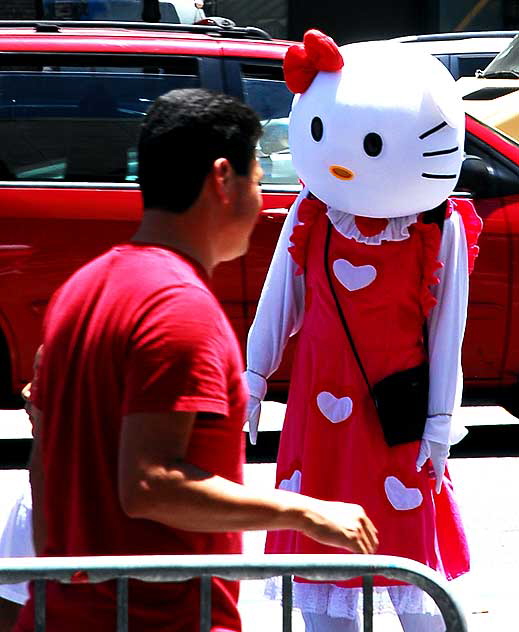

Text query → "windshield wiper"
[483,70,519,78]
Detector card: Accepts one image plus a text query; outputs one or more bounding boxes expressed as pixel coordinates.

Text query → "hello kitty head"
[284,30,465,218]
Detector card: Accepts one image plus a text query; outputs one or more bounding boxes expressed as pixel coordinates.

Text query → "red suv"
[0,20,518,411]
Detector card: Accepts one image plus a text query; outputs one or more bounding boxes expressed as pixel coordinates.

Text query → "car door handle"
[0,245,33,258]
[0,245,34,275]
[261,209,288,223]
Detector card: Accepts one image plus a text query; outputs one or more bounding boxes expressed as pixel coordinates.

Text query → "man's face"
[218,157,263,262]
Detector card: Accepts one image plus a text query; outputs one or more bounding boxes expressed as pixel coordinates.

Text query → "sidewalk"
[239,401,519,631]
[1,407,517,629]
[240,457,519,631]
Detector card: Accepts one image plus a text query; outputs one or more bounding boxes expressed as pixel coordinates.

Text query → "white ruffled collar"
[327,208,419,245]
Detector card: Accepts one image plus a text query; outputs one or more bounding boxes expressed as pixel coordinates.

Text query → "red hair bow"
[284,29,344,94]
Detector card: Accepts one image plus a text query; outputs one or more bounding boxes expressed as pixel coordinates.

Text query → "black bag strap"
[323,218,377,403]
[421,201,446,232]
[324,217,431,405]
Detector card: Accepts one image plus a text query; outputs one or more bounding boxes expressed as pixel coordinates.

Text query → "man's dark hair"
[138,88,262,213]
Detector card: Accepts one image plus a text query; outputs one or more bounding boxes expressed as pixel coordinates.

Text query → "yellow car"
[458,34,519,140]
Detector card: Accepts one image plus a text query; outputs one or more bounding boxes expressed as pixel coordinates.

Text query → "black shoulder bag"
[323,219,429,447]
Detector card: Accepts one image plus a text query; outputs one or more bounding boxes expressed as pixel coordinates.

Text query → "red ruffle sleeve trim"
[288,196,482,312]
[416,197,484,317]
[414,219,443,318]
[288,195,327,275]
[448,198,483,275]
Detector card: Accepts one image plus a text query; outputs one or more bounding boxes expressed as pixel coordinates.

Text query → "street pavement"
[0,406,518,630]
[238,403,519,631]
[240,458,519,631]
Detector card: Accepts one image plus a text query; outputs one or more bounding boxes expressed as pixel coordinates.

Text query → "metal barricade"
[0,553,468,632]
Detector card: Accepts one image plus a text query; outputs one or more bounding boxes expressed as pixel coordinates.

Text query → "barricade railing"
[0,555,467,632]
[0,553,468,632]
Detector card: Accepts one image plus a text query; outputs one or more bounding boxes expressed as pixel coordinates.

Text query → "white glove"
[416,438,449,494]
[243,370,268,445]
[246,395,262,445]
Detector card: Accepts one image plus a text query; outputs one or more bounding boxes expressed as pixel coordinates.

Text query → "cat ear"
[424,60,464,129]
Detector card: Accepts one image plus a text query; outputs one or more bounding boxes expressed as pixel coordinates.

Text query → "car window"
[0,56,199,183]
[239,63,299,186]
[456,54,495,78]
[42,0,190,23]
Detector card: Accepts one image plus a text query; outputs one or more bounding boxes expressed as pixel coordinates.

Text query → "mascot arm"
[424,210,469,447]
[246,190,307,385]
[244,192,307,444]
[418,211,468,492]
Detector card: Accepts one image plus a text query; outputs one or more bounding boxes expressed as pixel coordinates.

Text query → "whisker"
[419,121,448,140]
[422,172,457,179]
[423,146,459,157]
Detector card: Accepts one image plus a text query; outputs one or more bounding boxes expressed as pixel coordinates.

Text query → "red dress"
[265,205,470,590]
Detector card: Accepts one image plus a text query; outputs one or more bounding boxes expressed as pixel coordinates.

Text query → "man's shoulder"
[60,244,211,300]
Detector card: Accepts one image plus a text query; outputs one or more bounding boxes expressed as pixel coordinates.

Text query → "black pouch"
[323,219,430,448]
[372,362,429,446]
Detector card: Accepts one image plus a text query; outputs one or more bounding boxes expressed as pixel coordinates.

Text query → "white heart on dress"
[384,476,423,511]
[279,469,301,493]
[333,259,377,291]
[317,391,353,423]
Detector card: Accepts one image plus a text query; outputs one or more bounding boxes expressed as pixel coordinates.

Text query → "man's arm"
[245,192,307,443]
[118,411,378,554]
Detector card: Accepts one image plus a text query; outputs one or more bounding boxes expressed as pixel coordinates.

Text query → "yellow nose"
[330,165,355,181]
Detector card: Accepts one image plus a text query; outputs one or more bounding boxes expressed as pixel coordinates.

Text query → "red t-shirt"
[16,244,247,632]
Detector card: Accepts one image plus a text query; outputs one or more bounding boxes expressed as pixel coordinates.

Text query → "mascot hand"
[416,439,449,494]
[246,395,262,445]
[243,370,268,445]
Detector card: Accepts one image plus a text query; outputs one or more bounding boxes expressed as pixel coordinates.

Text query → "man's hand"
[416,438,449,494]
[119,411,379,548]
[245,395,261,445]
[298,498,378,554]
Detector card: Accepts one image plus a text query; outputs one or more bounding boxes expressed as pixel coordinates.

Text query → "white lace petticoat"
[265,577,442,619]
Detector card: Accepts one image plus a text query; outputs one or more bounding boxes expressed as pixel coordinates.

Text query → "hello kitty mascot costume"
[245,30,482,631]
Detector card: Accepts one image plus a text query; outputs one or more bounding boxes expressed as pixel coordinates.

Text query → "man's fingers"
[357,533,372,555]
[301,500,379,554]
[362,516,379,553]
[357,528,377,555]
[348,514,378,555]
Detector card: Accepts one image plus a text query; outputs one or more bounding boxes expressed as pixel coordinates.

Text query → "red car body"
[0,23,518,406]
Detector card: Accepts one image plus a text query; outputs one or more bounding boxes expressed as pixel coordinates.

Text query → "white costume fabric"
[245,30,479,628]
[247,192,470,622]
[0,470,33,605]
[246,189,469,450]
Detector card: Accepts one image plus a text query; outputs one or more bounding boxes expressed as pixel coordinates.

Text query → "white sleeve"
[245,190,307,397]
[424,210,469,446]
[0,472,33,605]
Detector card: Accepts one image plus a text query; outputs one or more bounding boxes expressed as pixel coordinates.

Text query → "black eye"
[363,132,383,157]
[311,117,323,142]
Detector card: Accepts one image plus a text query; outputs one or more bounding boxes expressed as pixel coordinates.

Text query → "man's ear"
[212,157,235,203]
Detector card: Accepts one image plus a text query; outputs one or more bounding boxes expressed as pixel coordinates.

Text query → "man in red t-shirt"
[15,89,378,632]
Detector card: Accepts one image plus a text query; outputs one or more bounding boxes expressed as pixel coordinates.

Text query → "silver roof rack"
[393,31,519,43]
[0,19,272,41]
